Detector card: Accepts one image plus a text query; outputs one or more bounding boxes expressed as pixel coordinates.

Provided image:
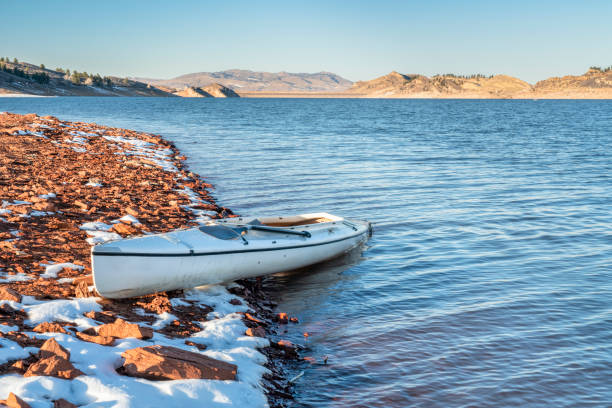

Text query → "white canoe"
[92,212,372,299]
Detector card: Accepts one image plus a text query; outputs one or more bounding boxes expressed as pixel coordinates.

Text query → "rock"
[53,399,78,408]
[119,345,237,381]
[277,339,293,348]
[229,298,242,305]
[112,222,139,235]
[83,310,116,323]
[75,331,115,346]
[98,318,153,339]
[136,296,172,314]
[11,360,26,371]
[0,287,22,302]
[184,340,207,351]
[73,275,93,286]
[289,317,299,323]
[0,392,31,408]
[244,313,264,324]
[0,303,18,316]
[245,326,266,338]
[125,207,139,217]
[74,281,89,298]
[73,200,88,210]
[32,201,55,212]
[24,355,83,380]
[33,322,68,334]
[39,338,70,360]
[277,313,289,324]
[0,332,44,348]
[272,340,298,358]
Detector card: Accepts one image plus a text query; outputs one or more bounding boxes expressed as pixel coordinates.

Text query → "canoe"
[92,212,372,299]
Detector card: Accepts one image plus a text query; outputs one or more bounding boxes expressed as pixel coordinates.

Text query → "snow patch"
[40,262,84,279]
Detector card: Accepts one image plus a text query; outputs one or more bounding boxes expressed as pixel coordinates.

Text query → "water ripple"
[2,98,611,407]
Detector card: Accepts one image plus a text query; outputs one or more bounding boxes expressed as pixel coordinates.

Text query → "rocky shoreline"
[0,112,299,407]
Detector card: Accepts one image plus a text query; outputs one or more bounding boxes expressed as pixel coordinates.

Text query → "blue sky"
[1,0,611,83]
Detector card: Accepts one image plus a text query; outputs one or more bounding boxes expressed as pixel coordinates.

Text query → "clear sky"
[2,0,611,83]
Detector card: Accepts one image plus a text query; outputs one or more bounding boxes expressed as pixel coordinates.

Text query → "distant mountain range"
[2,58,611,99]
[134,69,353,93]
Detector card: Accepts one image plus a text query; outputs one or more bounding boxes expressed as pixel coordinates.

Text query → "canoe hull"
[92,217,370,299]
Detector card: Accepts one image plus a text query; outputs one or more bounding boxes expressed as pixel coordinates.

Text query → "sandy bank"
[0,112,298,407]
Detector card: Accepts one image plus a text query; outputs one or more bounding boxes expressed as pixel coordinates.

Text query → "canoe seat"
[261,217,333,227]
[198,225,244,240]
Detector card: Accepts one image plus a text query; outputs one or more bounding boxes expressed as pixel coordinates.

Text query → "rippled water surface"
[2,98,611,407]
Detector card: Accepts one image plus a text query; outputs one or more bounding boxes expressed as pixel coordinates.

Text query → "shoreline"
[4,91,612,100]
[0,112,298,407]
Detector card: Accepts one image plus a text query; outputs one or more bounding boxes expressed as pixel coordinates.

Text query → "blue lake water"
[2,97,611,407]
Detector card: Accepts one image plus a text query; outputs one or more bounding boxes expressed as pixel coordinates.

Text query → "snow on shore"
[0,285,269,407]
[0,113,272,407]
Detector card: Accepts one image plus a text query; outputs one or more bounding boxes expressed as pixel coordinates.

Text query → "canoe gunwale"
[92,228,368,258]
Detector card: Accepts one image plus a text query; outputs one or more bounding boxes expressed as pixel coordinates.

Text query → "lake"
[2,97,611,407]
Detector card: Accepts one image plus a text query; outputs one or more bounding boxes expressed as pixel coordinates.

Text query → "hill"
[347,71,532,98]
[347,67,612,99]
[173,84,240,98]
[137,69,353,93]
[530,67,612,98]
[0,59,174,97]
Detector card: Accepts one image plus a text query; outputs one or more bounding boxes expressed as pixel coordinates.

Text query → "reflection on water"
[1,98,611,407]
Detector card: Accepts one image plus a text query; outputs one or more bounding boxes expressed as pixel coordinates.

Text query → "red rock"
[98,318,153,339]
[277,339,293,348]
[11,205,30,215]
[75,331,115,346]
[272,339,298,358]
[39,337,70,360]
[0,287,22,302]
[136,296,172,314]
[120,345,237,381]
[11,360,26,371]
[125,207,139,217]
[277,313,289,324]
[184,340,207,351]
[0,392,31,408]
[73,200,88,210]
[74,281,89,298]
[112,222,138,235]
[33,322,68,334]
[83,310,116,323]
[289,317,299,323]
[244,313,264,324]
[229,298,242,305]
[53,399,77,408]
[24,355,83,380]
[73,275,93,286]
[245,327,266,337]
[32,201,55,212]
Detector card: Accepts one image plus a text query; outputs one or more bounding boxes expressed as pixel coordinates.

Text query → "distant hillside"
[200,83,240,97]
[0,58,174,97]
[531,67,612,98]
[173,83,240,98]
[347,71,532,98]
[136,69,353,93]
[347,67,612,99]
[3,57,611,99]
